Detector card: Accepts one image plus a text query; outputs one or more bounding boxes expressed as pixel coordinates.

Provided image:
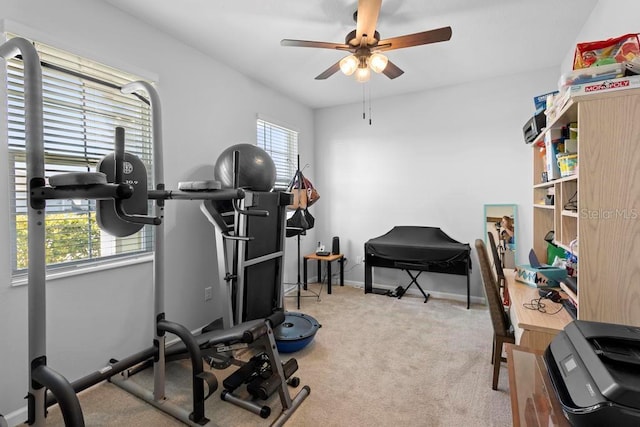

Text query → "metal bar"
[467,250,471,309]
[158,320,210,424]
[148,188,244,201]
[1,36,47,427]
[220,390,270,418]
[110,375,221,427]
[243,251,284,268]
[121,81,168,400]
[45,347,156,407]
[234,197,248,325]
[260,321,310,426]
[270,385,310,427]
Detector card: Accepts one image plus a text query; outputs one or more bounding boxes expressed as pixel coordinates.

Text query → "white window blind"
[256,118,298,189]
[5,35,154,277]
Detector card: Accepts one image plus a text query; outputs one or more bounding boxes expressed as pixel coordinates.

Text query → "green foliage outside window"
[15,212,101,270]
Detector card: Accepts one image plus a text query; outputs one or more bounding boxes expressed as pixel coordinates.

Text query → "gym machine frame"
[201,188,291,329]
[1,38,229,426]
[123,81,307,424]
[1,37,308,427]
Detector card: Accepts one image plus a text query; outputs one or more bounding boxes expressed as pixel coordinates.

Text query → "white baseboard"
[337,280,485,306]
[286,273,484,306]
[3,407,26,427]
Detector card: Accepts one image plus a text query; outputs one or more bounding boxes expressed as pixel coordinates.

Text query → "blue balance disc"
[274,312,320,353]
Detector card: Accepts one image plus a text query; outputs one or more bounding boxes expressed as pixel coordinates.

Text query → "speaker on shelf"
[332,236,340,255]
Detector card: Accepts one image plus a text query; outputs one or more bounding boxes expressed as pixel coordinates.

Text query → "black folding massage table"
[364,226,472,309]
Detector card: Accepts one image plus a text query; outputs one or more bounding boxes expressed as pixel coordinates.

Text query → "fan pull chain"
[361,83,373,125]
[368,84,372,125]
[362,84,366,120]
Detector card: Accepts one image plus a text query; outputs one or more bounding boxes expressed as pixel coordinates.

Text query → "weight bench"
[165,310,309,424]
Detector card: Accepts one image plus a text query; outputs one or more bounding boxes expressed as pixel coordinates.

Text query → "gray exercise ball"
[214,143,276,191]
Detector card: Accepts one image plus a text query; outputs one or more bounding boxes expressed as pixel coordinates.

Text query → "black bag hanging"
[303,208,315,229]
[286,208,309,237]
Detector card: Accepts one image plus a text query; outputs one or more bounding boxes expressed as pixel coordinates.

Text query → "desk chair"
[487,232,510,306]
[475,239,515,390]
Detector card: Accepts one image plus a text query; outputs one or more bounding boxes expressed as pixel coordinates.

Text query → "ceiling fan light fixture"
[369,53,388,73]
[339,55,358,76]
[281,1,453,83]
[355,66,371,83]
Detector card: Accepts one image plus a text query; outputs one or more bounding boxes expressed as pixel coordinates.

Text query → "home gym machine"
[1,37,308,426]
[106,82,309,424]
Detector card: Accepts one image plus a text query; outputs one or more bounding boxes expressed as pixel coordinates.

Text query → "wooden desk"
[506,270,573,352]
[506,344,570,427]
[303,253,344,294]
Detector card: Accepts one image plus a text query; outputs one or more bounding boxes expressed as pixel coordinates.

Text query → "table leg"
[297,264,301,310]
[364,257,372,293]
[466,253,470,309]
[303,258,308,291]
[340,256,344,286]
[327,260,332,294]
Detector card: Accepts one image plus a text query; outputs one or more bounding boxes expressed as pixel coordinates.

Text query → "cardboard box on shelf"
[570,75,640,97]
[515,265,568,287]
[544,129,563,181]
[555,75,640,113]
[559,63,625,90]
[533,90,559,113]
[564,139,578,153]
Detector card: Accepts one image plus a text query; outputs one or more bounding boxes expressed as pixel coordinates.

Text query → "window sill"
[11,253,154,287]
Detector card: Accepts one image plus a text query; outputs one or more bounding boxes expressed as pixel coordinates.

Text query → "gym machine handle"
[240,311,285,343]
[148,188,245,202]
[234,203,269,217]
[113,201,160,226]
[35,181,133,202]
[113,127,161,226]
[231,150,269,218]
[30,362,85,427]
[222,234,253,242]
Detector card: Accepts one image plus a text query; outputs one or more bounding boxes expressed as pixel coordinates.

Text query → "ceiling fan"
[280,0,452,82]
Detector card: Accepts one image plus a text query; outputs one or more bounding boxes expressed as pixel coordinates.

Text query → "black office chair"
[475,239,515,390]
[487,232,509,306]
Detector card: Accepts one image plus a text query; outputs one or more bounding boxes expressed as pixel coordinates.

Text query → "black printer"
[544,320,640,426]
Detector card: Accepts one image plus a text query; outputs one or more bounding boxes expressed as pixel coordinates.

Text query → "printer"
[544,320,640,426]
[522,110,546,144]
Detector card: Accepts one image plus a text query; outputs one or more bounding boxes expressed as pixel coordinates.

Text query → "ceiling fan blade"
[281,39,351,51]
[355,0,382,46]
[315,61,341,80]
[378,26,452,51]
[382,60,404,79]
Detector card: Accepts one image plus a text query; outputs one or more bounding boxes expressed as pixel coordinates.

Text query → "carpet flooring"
[45,283,512,426]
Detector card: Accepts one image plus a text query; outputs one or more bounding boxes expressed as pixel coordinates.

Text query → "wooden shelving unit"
[530,87,640,326]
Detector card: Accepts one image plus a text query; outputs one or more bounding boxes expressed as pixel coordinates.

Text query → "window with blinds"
[256,118,298,190]
[5,35,154,278]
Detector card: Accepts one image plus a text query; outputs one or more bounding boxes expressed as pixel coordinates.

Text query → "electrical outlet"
[356,255,363,264]
[204,286,213,301]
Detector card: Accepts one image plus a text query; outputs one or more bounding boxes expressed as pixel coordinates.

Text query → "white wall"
[0,0,315,419]
[313,0,640,302]
[312,68,558,300]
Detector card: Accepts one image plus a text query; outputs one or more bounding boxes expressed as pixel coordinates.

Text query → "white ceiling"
[101,0,598,109]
